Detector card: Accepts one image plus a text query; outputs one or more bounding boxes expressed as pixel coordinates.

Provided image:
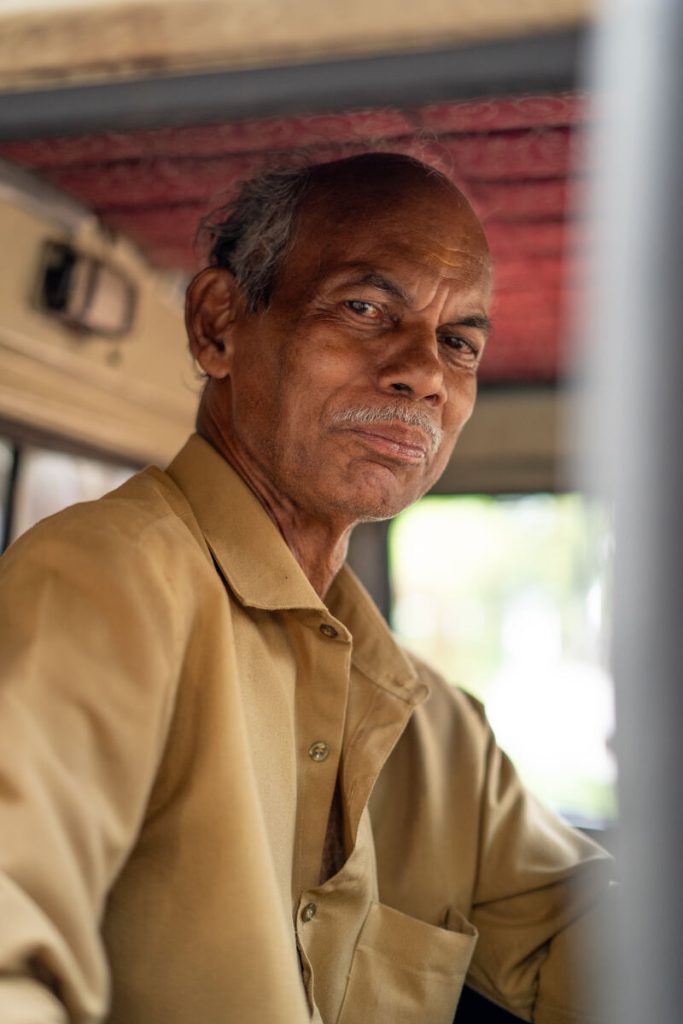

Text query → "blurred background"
[0,0,614,833]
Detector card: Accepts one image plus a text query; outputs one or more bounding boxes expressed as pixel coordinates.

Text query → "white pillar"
[587,0,683,1020]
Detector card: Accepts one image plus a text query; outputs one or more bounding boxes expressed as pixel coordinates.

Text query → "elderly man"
[0,153,612,1024]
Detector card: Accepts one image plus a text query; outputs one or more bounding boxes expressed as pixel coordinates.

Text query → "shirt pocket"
[336,901,477,1024]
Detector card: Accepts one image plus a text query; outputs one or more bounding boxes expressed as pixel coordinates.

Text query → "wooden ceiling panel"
[0,2,592,93]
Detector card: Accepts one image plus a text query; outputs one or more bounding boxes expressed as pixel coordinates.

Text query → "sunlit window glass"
[389,494,616,826]
[11,447,136,542]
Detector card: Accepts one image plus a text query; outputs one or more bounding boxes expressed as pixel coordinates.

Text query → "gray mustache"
[330,405,442,453]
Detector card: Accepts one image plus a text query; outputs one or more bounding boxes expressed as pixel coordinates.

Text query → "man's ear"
[185,267,243,379]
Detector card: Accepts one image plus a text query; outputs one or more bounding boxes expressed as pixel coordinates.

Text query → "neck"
[273,511,351,600]
[197,397,352,599]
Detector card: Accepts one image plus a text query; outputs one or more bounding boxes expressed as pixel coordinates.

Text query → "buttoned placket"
[291,612,351,910]
[293,664,429,1024]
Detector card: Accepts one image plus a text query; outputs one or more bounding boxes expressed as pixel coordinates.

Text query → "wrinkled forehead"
[280,168,490,295]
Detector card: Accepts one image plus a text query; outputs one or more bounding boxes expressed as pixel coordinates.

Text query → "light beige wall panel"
[0,192,197,464]
[0,0,594,91]
[435,388,571,495]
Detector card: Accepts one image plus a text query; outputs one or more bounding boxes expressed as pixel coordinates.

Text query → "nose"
[376,328,447,406]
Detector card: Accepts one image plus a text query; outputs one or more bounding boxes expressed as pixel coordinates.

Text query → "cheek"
[443,377,477,432]
[281,337,368,415]
[426,382,477,475]
[427,436,458,488]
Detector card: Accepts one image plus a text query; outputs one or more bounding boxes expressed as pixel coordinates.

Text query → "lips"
[346,424,431,463]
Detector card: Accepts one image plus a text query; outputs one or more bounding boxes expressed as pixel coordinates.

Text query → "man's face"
[219,175,491,525]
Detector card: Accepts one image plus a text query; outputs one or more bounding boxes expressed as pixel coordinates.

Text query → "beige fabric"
[0,434,613,1024]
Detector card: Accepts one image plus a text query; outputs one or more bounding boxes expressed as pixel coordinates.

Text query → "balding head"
[204,152,489,313]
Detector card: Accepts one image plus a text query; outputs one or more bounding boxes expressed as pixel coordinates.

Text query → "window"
[389,494,616,826]
[10,446,136,543]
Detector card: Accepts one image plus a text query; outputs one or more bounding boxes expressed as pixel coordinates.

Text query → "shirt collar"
[166,434,324,612]
[326,567,422,703]
[166,434,423,702]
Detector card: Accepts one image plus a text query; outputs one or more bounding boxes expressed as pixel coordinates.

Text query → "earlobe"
[185,267,241,379]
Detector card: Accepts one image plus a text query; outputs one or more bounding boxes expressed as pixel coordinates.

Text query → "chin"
[318,458,436,524]
[334,475,425,523]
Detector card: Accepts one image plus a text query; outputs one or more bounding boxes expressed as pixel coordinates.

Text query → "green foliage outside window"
[389,494,616,824]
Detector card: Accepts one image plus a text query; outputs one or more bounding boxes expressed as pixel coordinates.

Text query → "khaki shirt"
[0,435,613,1024]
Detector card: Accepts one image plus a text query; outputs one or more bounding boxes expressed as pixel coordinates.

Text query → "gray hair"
[201,165,313,312]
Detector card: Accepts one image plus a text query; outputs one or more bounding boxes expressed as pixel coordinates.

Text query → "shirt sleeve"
[461,691,616,1024]
[376,656,616,1024]
[0,504,185,1024]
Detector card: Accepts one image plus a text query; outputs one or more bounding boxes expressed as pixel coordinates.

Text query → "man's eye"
[344,300,382,319]
[440,335,478,360]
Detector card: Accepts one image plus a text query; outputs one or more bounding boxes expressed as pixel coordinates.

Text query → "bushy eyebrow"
[454,314,492,335]
[351,272,411,304]
[343,271,491,335]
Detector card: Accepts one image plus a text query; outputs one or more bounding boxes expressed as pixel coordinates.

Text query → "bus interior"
[1,3,678,1018]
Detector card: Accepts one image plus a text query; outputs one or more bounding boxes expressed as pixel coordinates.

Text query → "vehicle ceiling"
[0,91,584,386]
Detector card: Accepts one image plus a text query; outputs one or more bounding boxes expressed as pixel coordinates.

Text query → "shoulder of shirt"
[400,646,492,735]
[1,464,209,573]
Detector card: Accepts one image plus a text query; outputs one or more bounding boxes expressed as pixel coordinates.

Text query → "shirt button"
[319,623,338,639]
[308,741,330,763]
[301,902,317,922]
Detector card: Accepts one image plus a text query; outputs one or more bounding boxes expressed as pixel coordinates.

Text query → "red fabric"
[0,93,587,383]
